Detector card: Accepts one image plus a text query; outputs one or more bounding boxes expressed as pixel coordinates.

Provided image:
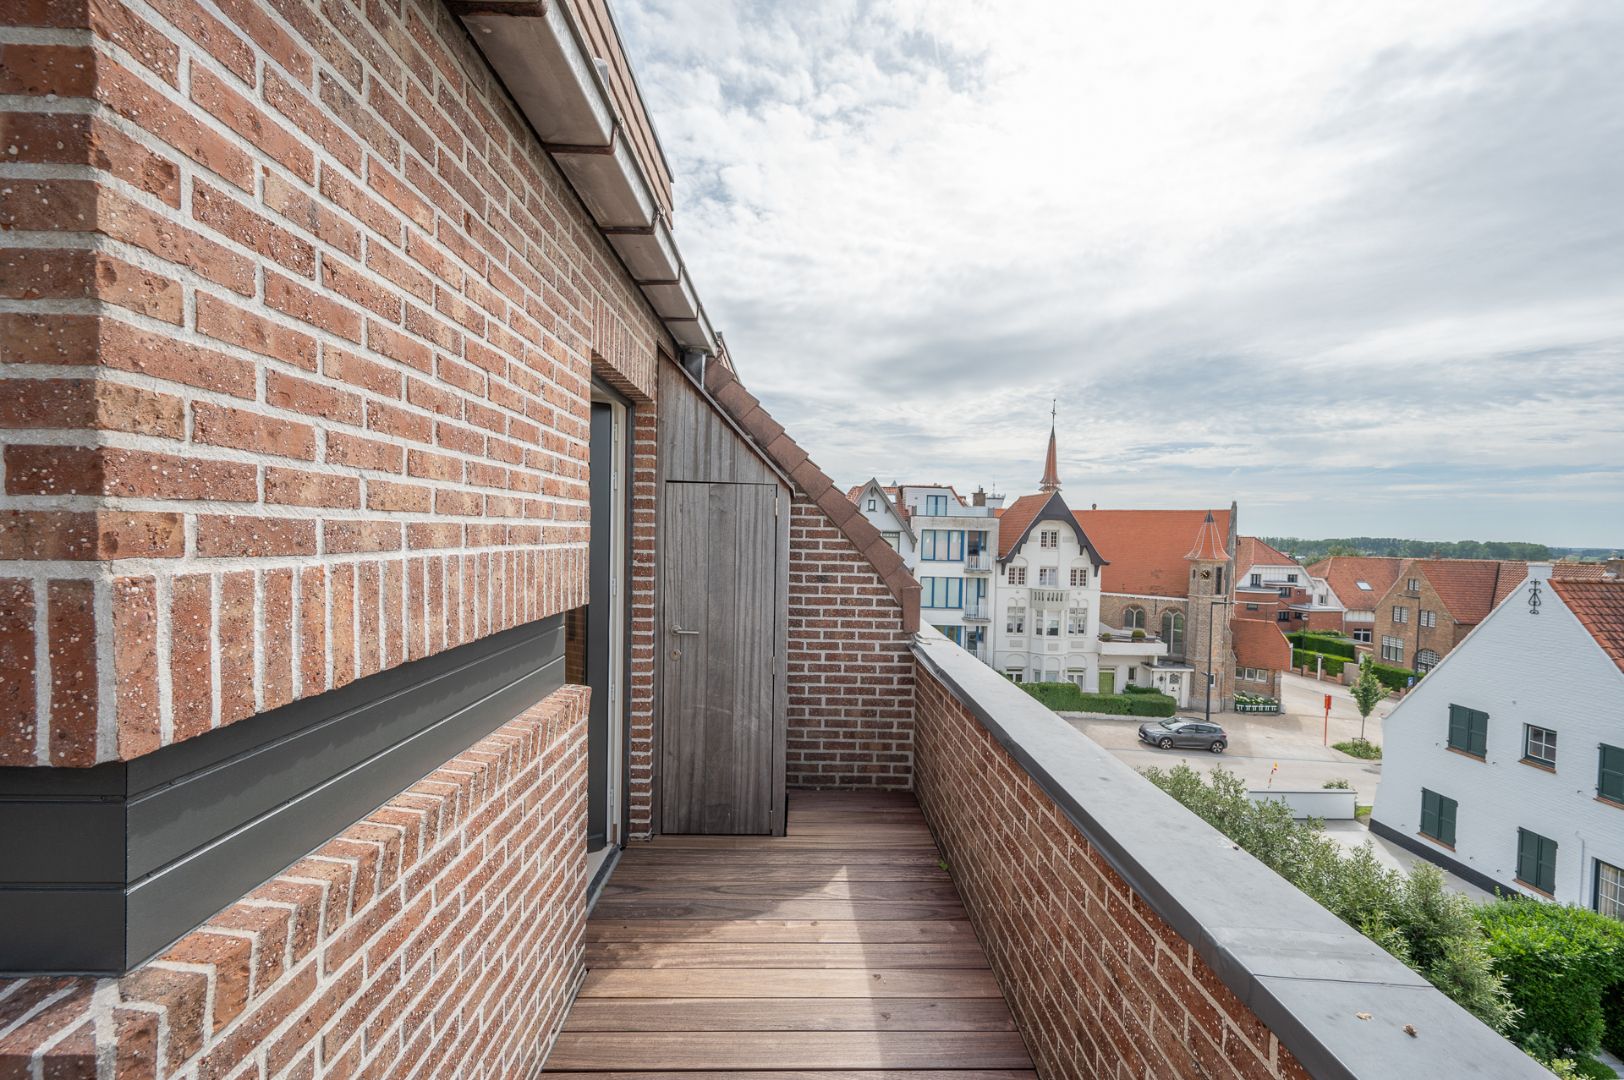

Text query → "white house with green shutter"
[1371,564,1624,917]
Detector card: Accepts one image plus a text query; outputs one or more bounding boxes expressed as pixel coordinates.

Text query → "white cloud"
[617,0,1624,547]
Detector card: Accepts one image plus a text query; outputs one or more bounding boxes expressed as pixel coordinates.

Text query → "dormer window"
[866,497,877,512]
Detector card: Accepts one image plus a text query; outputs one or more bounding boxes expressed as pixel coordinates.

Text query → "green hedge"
[1292,648,1345,676]
[1605,980,1624,1058]
[1476,900,1624,1055]
[1019,682,1176,717]
[1288,632,1358,660]
[1370,662,1420,691]
[1122,684,1159,695]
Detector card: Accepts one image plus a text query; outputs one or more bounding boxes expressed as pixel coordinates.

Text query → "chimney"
[972,487,986,507]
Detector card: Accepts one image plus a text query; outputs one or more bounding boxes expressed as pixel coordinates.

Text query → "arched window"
[1416,649,1440,673]
[1161,610,1185,656]
[1123,605,1146,629]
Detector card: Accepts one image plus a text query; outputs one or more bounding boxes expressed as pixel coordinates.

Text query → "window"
[1123,606,1145,629]
[866,497,877,512]
[1356,580,1372,591]
[1392,606,1408,624]
[882,531,900,550]
[1523,725,1557,768]
[925,495,948,515]
[1277,611,1292,623]
[1600,745,1624,804]
[1038,567,1058,587]
[1278,587,1292,598]
[1419,789,1457,846]
[1352,628,1372,644]
[1214,567,1224,593]
[1006,668,1024,684]
[1160,610,1185,655]
[935,625,963,645]
[1517,829,1558,894]
[1125,666,1137,683]
[1040,612,1061,637]
[1006,608,1025,634]
[1039,528,1058,549]
[1008,565,1027,586]
[920,577,963,610]
[1066,606,1088,635]
[1420,609,1437,628]
[1246,603,1259,611]
[1415,648,1440,672]
[1070,566,1089,587]
[1447,704,1488,757]
[1250,573,1262,586]
[1381,635,1405,663]
[1597,861,1624,921]
[920,530,964,561]
[1407,578,1421,593]
[967,530,988,556]
[1286,573,1298,584]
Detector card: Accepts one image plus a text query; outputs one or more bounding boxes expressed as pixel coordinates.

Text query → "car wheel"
[1210,741,1225,754]
[1158,737,1174,749]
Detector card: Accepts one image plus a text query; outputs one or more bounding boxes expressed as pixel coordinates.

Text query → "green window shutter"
[1517,829,1557,893]
[1448,705,1466,750]
[1470,710,1489,757]
[1438,796,1457,846]
[1538,836,1557,893]
[1517,830,1536,885]
[1600,745,1624,803]
[1420,790,1438,839]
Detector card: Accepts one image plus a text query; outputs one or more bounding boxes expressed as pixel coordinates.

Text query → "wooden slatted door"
[661,481,779,834]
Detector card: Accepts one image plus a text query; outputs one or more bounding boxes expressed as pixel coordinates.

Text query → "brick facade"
[913,666,1307,1080]
[786,497,915,788]
[0,0,661,766]
[0,685,589,1078]
[1371,574,1461,671]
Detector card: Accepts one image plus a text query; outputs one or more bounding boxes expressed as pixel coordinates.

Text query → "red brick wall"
[0,685,589,1078]
[626,408,659,836]
[786,497,915,788]
[0,0,660,766]
[913,666,1308,1080]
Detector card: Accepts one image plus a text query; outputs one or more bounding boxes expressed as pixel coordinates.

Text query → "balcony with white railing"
[962,598,991,622]
[963,552,994,573]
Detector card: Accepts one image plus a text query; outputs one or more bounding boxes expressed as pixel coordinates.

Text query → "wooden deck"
[544,790,1035,1077]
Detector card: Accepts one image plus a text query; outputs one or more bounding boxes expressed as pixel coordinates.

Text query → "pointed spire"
[1185,510,1228,562]
[1039,399,1061,493]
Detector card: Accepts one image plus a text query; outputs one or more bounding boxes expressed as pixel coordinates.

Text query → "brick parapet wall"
[0,0,661,765]
[913,665,1307,1080]
[0,683,589,1078]
[786,497,914,789]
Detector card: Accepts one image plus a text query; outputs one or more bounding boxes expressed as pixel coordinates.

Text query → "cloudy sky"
[616,0,1624,548]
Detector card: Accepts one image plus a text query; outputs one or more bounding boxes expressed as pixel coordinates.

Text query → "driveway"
[1060,672,1398,801]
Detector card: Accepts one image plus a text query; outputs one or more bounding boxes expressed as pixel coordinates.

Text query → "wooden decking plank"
[615,849,946,868]
[608,863,951,883]
[560,997,1019,1032]
[588,898,969,921]
[584,919,980,944]
[601,879,960,902]
[544,1030,1033,1070]
[539,1065,1032,1071]
[584,942,991,969]
[577,968,1005,999]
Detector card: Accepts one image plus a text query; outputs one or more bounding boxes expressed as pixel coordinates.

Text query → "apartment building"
[1372,567,1624,912]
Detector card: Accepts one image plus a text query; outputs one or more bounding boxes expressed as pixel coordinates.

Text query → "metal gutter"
[451,0,718,355]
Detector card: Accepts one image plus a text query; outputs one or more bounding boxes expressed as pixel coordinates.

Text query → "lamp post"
[1203,596,1235,725]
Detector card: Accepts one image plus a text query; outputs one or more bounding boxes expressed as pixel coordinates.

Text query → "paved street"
[1063,672,1397,800]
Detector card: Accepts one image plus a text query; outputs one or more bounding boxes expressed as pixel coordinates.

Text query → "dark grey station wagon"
[1138,718,1228,753]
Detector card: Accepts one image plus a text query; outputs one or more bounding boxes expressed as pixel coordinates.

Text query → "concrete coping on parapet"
[910,627,1544,1080]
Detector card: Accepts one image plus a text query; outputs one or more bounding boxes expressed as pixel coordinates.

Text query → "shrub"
[1018,683,1177,717]
[1123,683,1159,695]
[1131,628,1146,640]
[1605,984,1624,1058]
[1476,901,1624,1055]
[1370,661,1420,691]
[1292,648,1345,676]
[1140,765,1513,1032]
[1323,778,1351,789]
[1289,632,1358,660]
[1333,739,1382,760]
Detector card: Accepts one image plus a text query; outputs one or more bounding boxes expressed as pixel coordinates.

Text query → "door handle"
[670,625,700,636]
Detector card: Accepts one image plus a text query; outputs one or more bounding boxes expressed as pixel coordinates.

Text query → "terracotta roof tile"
[1235,536,1295,575]
[1552,562,1611,581]
[1551,579,1624,674]
[1414,559,1527,624]
[1232,618,1292,670]
[1073,509,1232,597]
[1185,512,1227,562]
[997,493,1052,559]
[1306,556,1406,610]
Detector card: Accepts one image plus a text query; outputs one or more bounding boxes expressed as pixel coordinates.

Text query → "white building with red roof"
[1372,566,1624,912]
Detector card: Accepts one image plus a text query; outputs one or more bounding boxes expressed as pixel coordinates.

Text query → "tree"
[1350,658,1385,742]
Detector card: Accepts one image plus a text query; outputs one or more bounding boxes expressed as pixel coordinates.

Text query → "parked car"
[1138,717,1228,753]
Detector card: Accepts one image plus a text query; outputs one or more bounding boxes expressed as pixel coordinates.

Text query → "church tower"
[1184,511,1235,714]
[1038,401,1061,493]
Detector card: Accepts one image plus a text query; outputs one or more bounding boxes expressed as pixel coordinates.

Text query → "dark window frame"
[1521,725,1557,769]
